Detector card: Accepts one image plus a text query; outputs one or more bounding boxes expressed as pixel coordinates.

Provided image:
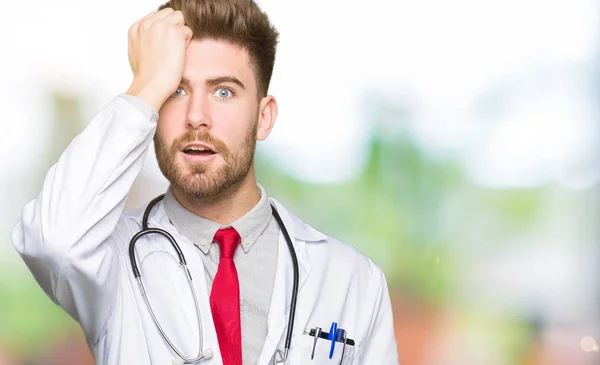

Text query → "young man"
[12,0,399,364]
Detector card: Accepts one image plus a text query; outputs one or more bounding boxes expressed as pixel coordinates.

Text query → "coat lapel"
[257,199,327,364]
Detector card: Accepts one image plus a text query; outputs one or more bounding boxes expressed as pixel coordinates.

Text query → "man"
[11,0,400,364]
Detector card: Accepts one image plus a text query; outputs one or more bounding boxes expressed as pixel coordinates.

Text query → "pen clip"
[310,327,322,360]
[336,329,347,365]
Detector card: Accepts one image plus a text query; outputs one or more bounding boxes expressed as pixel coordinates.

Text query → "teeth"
[186,146,209,151]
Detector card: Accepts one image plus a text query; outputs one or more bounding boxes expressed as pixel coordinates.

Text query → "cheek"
[157,108,186,145]
[218,100,258,131]
[216,110,257,147]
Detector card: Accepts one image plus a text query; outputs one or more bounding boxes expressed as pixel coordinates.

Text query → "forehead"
[183,39,256,90]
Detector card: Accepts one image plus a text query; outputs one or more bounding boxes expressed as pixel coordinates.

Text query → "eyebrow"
[181,76,246,90]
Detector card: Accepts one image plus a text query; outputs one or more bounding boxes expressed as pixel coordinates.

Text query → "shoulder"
[109,204,147,246]
[121,204,146,228]
[311,233,386,290]
[325,235,383,275]
[270,197,384,283]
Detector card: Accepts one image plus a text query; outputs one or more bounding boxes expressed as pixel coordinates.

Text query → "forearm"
[15,95,155,254]
[11,94,157,339]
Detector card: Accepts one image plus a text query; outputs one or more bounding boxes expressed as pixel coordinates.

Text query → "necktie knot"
[213,227,240,259]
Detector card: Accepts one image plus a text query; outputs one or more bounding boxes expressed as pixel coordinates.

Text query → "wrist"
[126,79,171,112]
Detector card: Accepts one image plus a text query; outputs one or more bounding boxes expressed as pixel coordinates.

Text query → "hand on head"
[126,8,193,111]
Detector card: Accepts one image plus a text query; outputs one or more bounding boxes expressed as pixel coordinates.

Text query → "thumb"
[183,26,193,46]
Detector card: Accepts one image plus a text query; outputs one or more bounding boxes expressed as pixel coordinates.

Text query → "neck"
[171,167,261,225]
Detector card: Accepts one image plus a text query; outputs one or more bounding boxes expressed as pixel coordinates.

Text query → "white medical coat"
[11,96,400,365]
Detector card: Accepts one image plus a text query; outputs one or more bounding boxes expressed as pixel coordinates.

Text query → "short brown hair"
[158,0,279,96]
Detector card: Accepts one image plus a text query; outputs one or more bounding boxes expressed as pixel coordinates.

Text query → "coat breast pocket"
[286,332,358,365]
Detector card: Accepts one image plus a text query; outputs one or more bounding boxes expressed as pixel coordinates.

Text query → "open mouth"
[182,145,216,156]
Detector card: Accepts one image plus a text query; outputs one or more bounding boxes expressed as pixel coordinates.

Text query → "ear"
[256,95,278,141]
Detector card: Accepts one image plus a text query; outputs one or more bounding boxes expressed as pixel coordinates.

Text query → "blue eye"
[214,88,233,99]
[172,87,186,97]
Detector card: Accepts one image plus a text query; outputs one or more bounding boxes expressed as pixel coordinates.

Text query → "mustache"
[171,131,230,154]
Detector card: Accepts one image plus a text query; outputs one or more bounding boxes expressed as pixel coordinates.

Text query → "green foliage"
[256,133,464,304]
[256,128,548,306]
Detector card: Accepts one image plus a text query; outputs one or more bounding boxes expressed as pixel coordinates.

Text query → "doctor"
[12,0,399,364]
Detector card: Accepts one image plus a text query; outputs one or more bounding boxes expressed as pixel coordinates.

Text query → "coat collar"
[257,198,328,363]
[268,197,327,243]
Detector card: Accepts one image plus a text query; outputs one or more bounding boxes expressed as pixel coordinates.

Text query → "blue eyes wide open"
[214,88,232,98]
[171,87,233,99]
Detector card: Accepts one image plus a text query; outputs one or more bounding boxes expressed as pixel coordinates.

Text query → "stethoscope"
[128,194,299,364]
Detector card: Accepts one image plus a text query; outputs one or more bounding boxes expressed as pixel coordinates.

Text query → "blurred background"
[1,0,599,364]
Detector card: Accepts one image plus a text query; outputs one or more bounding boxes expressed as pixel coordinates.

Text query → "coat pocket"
[285,332,357,365]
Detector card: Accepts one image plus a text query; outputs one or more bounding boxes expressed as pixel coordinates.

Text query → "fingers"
[129,8,187,41]
[152,7,177,22]
[162,10,185,26]
[139,8,175,31]
[129,10,159,36]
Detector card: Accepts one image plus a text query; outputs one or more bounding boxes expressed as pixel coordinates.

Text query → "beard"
[154,122,257,200]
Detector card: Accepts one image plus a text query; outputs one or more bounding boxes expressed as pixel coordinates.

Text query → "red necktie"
[210,227,242,365]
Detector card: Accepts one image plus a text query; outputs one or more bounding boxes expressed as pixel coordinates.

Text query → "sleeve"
[360,268,400,364]
[10,94,157,343]
[120,93,158,121]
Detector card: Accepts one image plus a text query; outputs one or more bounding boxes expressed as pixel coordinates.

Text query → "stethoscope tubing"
[270,204,299,362]
[129,194,299,364]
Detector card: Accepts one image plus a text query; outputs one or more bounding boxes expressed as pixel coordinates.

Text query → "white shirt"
[11,94,400,365]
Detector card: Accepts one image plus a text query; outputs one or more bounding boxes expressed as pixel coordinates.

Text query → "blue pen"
[328,322,338,359]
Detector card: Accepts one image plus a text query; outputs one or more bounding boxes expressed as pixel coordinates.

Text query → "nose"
[186,94,212,130]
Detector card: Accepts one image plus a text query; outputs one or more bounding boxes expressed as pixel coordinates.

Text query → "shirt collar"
[162,184,272,254]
